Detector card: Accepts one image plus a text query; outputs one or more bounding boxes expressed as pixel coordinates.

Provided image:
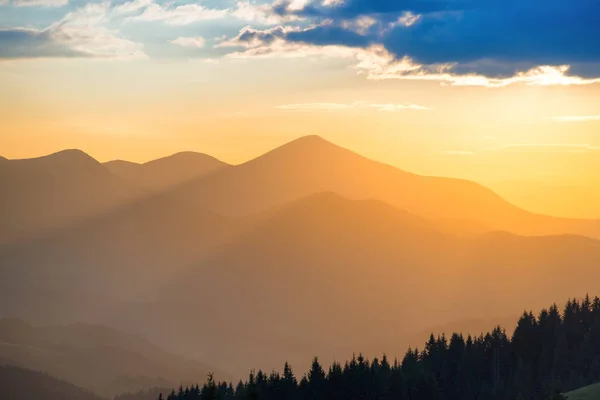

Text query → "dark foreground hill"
[0,365,106,400]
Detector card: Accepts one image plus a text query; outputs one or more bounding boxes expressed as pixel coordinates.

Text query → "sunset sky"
[2,0,600,205]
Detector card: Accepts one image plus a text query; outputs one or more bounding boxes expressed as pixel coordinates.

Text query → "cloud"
[0,2,146,60]
[130,3,228,25]
[8,0,67,6]
[239,0,600,82]
[220,27,600,87]
[548,116,600,123]
[112,0,152,15]
[232,1,299,24]
[276,101,431,111]
[170,36,206,48]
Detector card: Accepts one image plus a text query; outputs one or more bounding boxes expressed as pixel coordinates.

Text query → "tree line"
[161,295,600,400]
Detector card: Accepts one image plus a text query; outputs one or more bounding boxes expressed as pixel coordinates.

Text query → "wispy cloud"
[0,2,146,60]
[130,3,228,25]
[5,0,67,7]
[547,116,600,123]
[170,36,206,48]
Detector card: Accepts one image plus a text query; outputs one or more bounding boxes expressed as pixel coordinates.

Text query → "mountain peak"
[42,149,98,164]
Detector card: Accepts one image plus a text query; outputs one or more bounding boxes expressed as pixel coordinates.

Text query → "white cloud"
[112,0,152,15]
[131,3,228,25]
[10,0,67,6]
[396,12,420,27]
[47,2,146,60]
[286,0,310,11]
[170,36,206,48]
[232,1,300,24]
[548,115,600,122]
[342,15,377,34]
[322,0,344,5]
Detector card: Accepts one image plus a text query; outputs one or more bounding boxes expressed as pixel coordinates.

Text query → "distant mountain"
[0,365,105,400]
[1,191,599,376]
[149,136,600,239]
[0,150,141,246]
[0,319,228,398]
[159,193,599,374]
[104,152,229,191]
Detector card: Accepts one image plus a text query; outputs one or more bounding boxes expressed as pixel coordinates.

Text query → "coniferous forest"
[161,295,600,400]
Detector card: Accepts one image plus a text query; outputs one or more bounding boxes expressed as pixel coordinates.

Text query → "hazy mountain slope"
[0,188,246,325]
[158,135,599,239]
[104,152,229,191]
[0,150,142,246]
[0,319,227,398]
[120,194,600,376]
[0,365,106,400]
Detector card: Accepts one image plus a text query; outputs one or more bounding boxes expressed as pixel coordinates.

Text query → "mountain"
[1,191,599,376]
[0,319,228,398]
[0,365,105,400]
[150,136,600,239]
[0,150,142,246]
[95,193,598,376]
[104,152,229,191]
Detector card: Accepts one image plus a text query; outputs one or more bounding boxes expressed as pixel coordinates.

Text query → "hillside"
[1,192,599,376]
[104,152,229,191]
[0,365,105,400]
[0,319,228,398]
[0,150,142,246]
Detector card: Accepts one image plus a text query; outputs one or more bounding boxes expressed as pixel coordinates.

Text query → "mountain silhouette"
[0,319,229,397]
[104,152,229,191]
[150,135,599,239]
[2,138,600,378]
[0,150,141,246]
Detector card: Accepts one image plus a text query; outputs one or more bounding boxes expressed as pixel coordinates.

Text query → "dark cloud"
[270,0,600,77]
[286,25,371,47]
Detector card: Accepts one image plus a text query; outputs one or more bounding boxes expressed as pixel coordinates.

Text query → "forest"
[161,295,600,400]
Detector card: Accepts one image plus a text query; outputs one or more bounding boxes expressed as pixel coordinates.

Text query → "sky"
[1,0,600,215]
